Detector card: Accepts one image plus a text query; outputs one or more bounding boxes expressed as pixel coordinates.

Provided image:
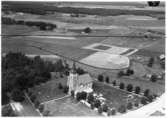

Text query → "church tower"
[67,62,78,95]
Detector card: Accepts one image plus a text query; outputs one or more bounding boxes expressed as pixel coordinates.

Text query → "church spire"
[71,61,77,74]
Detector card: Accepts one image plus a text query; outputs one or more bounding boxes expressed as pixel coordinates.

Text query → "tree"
[112,80,117,86]
[76,67,85,75]
[141,97,148,105]
[118,71,124,77]
[76,92,87,101]
[71,90,75,97]
[126,84,133,92]
[127,102,133,110]
[98,107,103,114]
[87,94,94,104]
[148,57,154,67]
[119,82,125,89]
[63,86,69,94]
[84,27,91,33]
[126,69,134,76]
[81,92,87,100]
[76,92,82,101]
[147,95,154,102]
[144,89,150,97]
[98,74,104,82]
[111,109,116,115]
[94,100,101,108]
[118,105,126,113]
[58,83,63,89]
[105,76,109,83]
[11,89,25,102]
[150,74,157,82]
[134,102,139,107]
[102,104,108,112]
[135,86,141,94]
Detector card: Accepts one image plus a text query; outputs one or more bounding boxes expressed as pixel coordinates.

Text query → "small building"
[67,63,93,96]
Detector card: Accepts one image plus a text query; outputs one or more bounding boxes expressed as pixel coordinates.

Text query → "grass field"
[30,77,67,103]
[44,97,98,116]
[93,81,141,109]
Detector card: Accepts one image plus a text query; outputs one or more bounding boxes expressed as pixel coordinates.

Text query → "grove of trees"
[2,52,66,104]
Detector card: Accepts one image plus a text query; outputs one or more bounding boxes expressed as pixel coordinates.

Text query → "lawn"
[93,81,141,109]
[43,97,98,116]
[29,77,68,103]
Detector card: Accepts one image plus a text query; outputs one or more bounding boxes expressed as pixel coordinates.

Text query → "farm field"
[1,1,165,117]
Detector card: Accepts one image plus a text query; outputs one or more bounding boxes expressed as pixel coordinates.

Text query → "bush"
[98,74,104,82]
[112,80,117,86]
[118,105,126,113]
[127,102,133,110]
[126,84,133,92]
[105,76,109,83]
[135,86,141,94]
[39,104,44,112]
[119,82,125,89]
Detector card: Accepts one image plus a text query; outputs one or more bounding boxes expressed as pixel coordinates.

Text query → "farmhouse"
[67,63,93,96]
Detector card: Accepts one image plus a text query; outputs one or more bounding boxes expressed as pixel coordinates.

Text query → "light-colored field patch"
[83,43,137,56]
[27,36,76,40]
[80,52,129,69]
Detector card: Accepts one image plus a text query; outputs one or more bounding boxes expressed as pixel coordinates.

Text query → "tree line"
[3,2,164,17]
[2,17,57,31]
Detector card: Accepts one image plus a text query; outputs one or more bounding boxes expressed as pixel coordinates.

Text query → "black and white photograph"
[1,0,165,117]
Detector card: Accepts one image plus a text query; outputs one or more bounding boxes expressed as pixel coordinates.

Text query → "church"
[67,63,93,96]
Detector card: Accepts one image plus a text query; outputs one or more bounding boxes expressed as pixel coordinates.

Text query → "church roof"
[78,74,93,85]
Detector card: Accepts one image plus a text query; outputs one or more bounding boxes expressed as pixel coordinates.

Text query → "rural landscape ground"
[1,1,165,117]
